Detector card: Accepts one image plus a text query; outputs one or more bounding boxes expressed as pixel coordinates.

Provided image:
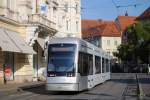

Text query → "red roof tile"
[116,16,137,32]
[82,19,104,29]
[101,21,121,37]
[138,7,150,19]
[82,20,121,38]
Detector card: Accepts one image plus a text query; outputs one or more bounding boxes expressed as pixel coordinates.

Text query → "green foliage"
[114,20,150,64]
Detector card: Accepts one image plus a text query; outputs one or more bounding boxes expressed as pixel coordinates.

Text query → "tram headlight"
[67,72,74,77]
[47,71,55,77]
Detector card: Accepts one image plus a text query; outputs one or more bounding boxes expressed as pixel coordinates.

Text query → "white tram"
[46,37,112,91]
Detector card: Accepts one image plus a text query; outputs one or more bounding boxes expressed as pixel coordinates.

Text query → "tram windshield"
[48,44,76,74]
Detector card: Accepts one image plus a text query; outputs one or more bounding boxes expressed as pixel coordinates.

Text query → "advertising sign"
[40,3,46,14]
[4,66,11,80]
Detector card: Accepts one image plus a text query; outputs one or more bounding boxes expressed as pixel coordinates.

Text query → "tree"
[114,20,150,65]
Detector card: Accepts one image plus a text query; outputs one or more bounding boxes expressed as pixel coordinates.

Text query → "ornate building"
[0,0,81,84]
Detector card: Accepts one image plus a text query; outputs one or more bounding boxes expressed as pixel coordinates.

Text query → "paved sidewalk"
[138,73,150,100]
[0,81,45,96]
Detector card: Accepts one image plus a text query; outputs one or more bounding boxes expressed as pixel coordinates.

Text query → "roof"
[82,20,121,38]
[116,16,137,32]
[101,21,121,37]
[138,7,150,19]
[82,19,104,30]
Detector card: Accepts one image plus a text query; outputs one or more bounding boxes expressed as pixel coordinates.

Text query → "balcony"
[0,7,19,22]
[28,14,57,31]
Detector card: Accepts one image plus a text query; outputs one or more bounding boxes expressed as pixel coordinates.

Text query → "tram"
[46,37,112,91]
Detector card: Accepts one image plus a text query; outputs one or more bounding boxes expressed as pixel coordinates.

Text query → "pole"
[36,0,38,13]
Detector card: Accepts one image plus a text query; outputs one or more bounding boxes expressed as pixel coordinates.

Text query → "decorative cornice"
[0,15,20,26]
[18,4,32,9]
[0,16,57,33]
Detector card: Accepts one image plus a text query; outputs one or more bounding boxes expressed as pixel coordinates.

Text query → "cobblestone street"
[1,73,147,100]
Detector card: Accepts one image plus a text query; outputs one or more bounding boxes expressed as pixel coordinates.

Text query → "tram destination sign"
[51,47,74,52]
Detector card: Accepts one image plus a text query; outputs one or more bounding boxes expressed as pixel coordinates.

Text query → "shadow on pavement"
[84,92,113,97]
[138,78,150,84]
[22,85,82,95]
[111,79,135,84]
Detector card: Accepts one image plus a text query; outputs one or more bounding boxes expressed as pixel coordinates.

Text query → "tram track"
[1,73,143,100]
[120,74,139,100]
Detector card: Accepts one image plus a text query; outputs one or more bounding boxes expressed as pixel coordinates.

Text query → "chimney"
[125,11,128,16]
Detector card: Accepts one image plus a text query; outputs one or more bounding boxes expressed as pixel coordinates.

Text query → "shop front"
[0,28,35,84]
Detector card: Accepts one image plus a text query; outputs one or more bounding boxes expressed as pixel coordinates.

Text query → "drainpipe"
[3,64,6,84]
[36,0,38,13]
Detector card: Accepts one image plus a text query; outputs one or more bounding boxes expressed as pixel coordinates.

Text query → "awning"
[0,28,21,52]
[37,38,45,50]
[0,28,36,54]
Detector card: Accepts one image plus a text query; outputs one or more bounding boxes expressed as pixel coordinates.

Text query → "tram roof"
[48,37,112,59]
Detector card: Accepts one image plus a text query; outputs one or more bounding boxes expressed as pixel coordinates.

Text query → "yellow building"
[0,0,57,84]
[0,19,35,84]
[0,0,81,84]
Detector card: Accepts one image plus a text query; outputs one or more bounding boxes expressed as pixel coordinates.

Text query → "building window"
[7,0,11,9]
[114,41,118,46]
[53,6,57,14]
[75,3,78,14]
[107,40,110,46]
[76,21,78,32]
[66,20,69,30]
[64,3,68,12]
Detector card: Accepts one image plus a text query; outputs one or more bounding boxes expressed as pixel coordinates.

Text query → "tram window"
[78,53,83,74]
[102,58,105,73]
[82,53,88,75]
[108,60,110,72]
[106,59,109,72]
[78,52,93,76]
[78,52,87,76]
[88,54,93,75]
[95,56,101,74]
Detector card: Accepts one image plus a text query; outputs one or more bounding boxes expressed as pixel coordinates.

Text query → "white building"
[54,0,81,38]
[82,20,121,59]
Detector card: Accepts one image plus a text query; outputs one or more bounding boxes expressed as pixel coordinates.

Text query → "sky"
[81,0,150,20]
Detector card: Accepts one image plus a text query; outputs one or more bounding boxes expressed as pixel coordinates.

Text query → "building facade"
[0,0,81,84]
[82,20,121,59]
[55,0,81,38]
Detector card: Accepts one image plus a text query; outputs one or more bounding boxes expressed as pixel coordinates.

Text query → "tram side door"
[88,55,94,89]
